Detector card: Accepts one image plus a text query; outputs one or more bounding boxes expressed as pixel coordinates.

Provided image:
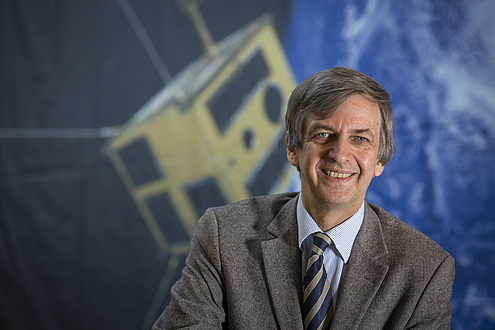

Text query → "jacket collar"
[330,202,389,329]
[261,194,304,329]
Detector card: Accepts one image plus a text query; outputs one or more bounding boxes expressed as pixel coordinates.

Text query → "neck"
[302,197,363,232]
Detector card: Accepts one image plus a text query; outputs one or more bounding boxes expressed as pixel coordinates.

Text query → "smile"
[322,170,353,178]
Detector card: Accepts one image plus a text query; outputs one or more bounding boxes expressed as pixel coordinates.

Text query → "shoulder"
[195,192,298,235]
[206,192,298,222]
[365,202,453,266]
[351,203,454,328]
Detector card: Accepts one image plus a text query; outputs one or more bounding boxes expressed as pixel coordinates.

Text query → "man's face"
[287,94,384,218]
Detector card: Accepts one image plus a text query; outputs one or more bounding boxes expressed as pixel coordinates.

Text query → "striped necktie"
[302,232,333,330]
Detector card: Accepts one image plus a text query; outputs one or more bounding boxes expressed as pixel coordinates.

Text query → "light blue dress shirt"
[297,194,364,305]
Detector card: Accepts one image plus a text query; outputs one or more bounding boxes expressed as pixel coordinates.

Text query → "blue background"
[285,0,495,328]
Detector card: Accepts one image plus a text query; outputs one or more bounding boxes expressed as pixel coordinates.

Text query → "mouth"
[321,169,354,179]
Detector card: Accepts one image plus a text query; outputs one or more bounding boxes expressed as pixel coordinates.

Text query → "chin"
[320,193,361,208]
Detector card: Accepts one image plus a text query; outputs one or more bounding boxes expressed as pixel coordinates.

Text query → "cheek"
[358,152,382,175]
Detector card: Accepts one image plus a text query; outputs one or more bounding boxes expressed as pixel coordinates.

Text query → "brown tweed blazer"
[153,192,454,329]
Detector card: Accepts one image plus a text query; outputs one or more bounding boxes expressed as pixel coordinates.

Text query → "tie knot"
[312,232,332,255]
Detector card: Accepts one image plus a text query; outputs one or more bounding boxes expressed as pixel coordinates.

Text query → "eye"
[316,132,329,138]
[355,136,369,142]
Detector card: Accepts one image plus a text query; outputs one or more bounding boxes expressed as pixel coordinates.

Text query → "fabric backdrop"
[1,0,494,329]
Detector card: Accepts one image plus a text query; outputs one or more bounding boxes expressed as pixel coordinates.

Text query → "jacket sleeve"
[152,208,227,330]
[405,254,455,329]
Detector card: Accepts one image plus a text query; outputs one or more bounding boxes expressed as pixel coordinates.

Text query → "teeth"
[326,170,352,178]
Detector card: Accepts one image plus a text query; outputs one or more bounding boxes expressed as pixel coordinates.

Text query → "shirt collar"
[297,194,364,263]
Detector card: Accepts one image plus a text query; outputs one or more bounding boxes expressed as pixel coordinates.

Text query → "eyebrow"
[307,124,333,136]
[308,124,374,134]
[352,128,375,137]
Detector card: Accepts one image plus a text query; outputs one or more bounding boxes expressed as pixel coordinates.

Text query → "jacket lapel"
[260,196,304,329]
[330,203,390,330]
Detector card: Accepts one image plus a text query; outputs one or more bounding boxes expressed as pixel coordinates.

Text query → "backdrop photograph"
[1,0,494,329]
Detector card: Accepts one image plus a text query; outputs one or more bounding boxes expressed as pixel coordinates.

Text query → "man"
[153,67,455,329]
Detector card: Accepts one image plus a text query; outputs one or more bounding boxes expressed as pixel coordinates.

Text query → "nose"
[327,137,350,164]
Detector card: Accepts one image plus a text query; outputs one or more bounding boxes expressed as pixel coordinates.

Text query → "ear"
[374,160,384,177]
[286,132,299,167]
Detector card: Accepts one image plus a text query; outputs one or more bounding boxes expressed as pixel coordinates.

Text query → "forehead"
[304,94,381,133]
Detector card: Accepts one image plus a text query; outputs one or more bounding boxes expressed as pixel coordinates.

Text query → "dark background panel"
[0,1,292,329]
